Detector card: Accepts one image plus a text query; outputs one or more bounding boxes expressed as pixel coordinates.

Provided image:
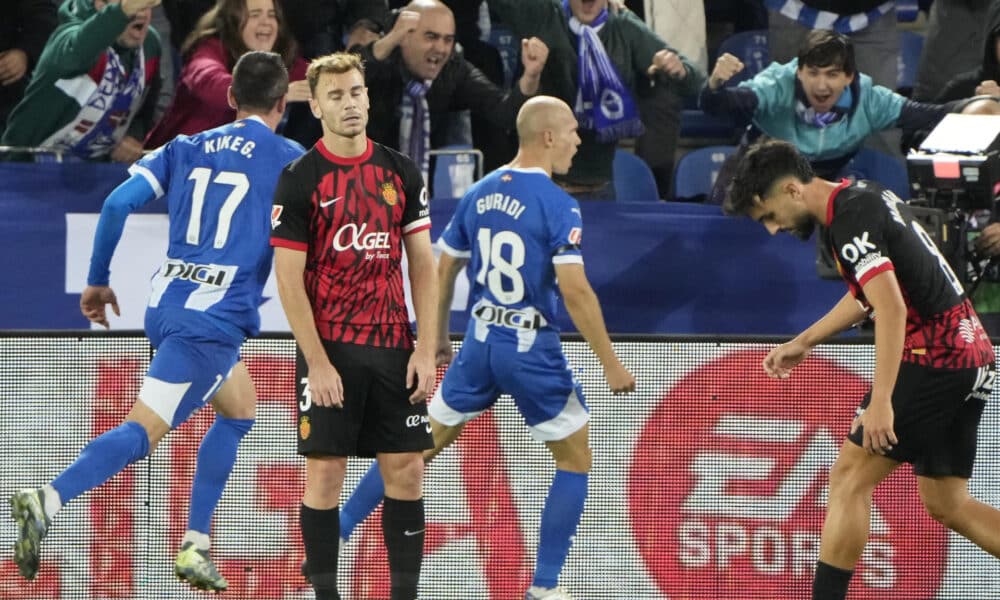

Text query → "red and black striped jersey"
[270,138,430,349]
[826,179,994,369]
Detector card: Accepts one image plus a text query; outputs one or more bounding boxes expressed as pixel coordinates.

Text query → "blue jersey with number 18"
[129,117,304,336]
[438,167,583,352]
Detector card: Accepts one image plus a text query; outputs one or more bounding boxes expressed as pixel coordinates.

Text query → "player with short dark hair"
[337,95,635,600]
[8,50,304,592]
[725,138,1000,600]
[270,51,438,600]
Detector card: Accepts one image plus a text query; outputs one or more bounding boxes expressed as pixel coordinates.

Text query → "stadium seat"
[715,29,770,88]
[842,147,911,199]
[431,145,479,200]
[673,145,737,201]
[896,0,920,22]
[485,25,519,90]
[613,150,660,202]
[897,31,924,95]
[681,29,769,140]
[680,101,738,140]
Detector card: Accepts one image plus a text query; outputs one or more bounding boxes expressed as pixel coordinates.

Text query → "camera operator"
[959,97,1000,335]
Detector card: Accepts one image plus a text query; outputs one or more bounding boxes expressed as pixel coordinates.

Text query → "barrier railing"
[2,332,999,599]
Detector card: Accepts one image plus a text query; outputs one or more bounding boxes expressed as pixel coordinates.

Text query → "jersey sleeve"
[830,196,894,288]
[437,193,471,258]
[548,193,584,265]
[127,138,179,199]
[270,164,310,252]
[400,156,431,235]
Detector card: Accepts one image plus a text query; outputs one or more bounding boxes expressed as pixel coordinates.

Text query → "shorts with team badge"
[296,340,433,457]
[847,361,994,478]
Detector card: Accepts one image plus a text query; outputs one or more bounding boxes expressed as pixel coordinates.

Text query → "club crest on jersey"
[381,182,398,206]
[299,415,311,440]
[271,205,283,230]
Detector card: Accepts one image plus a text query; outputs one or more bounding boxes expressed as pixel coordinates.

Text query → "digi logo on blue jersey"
[129,117,304,336]
[438,167,583,352]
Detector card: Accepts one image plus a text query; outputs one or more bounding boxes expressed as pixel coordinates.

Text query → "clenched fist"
[648,49,686,79]
[709,52,745,90]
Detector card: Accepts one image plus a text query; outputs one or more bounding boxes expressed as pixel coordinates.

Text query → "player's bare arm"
[555,263,635,394]
[404,229,439,403]
[851,270,906,456]
[763,292,867,378]
[435,252,468,366]
[80,285,121,329]
[274,247,344,408]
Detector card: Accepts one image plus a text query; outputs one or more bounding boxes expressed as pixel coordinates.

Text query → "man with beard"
[2,0,162,162]
[724,139,1000,600]
[353,0,549,186]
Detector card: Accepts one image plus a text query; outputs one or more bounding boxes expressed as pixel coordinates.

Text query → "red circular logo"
[628,349,947,599]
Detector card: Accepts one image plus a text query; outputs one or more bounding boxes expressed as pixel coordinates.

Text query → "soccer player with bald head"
[338,95,634,600]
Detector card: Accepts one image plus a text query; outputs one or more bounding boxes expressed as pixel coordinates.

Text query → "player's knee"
[131,419,166,455]
[381,454,425,496]
[919,485,969,528]
[555,445,592,474]
[218,415,255,437]
[305,457,347,502]
[219,401,256,420]
[827,454,874,499]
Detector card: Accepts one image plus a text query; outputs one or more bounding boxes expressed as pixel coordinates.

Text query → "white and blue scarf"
[794,78,855,128]
[564,0,644,143]
[765,0,894,34]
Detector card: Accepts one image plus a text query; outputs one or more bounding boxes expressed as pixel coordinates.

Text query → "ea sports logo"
[628,349,947,599]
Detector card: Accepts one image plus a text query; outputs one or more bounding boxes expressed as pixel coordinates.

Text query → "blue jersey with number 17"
[129,117,304,336]
[438,167,583,352]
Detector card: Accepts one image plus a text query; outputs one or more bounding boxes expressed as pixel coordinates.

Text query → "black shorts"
[847,361,995,478]
[296,340,433,457]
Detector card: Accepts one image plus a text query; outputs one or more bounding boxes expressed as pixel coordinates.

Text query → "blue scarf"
[794,82,853,128]
[764,0,894,34]
[400,79,431,183]
[564,0,644,143]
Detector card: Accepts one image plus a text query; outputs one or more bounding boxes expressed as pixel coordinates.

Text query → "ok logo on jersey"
[839,232,877,264]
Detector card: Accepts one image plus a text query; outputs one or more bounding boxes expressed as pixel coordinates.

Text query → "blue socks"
[51,420,150,504]
[532,470,588,589]
[340,461,385,540]
[188,416,254,534]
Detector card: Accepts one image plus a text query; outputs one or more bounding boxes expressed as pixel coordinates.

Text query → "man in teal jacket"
[487,0,705,199]
[2,0,162,162]
[700,29,955,192]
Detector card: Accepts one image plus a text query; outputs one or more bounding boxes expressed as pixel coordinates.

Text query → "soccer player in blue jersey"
[337,95,635,600]
[8,51,304,592]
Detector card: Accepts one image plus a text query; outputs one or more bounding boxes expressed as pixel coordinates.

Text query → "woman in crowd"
[146,0,308,148]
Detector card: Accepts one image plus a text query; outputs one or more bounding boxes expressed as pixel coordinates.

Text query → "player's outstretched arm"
[435,251,468,366]
[555,263,635,394]
[274,247,344,408]
[404,230,439,403]
[763,292,868,379]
